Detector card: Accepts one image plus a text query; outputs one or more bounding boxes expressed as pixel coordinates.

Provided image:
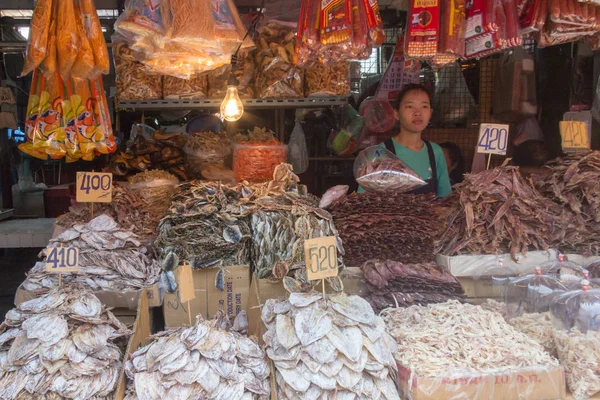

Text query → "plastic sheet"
[21,0,52,77]
[305,61,350,97]
[354,146,427,194]
[288,120,308,174]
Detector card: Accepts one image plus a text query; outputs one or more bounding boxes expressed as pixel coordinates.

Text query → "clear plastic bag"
[207,52,255,99]
[80,0,110,76]
[433,62,478,126]
[57,0,79,80]
[354,146,427,193]
[113,39,163,100]
[328,105,364,156]
[359,97,396,134]
[126,171,179,217]
[184,131,231,178]
[163,74,208,99]
[115,0,168,46]
[288,120,308,174]
[71,0,95,80]
[21,0,52,77]
[538,255,588,289]
[305,61,350,97]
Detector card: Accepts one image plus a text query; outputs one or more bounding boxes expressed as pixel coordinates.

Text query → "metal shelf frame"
[118,97,348,111]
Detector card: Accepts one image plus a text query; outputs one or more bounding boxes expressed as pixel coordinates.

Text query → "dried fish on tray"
[381,301,558,380]
[361,259,464,312]
[23,215,161,294]
[535,151,600,255]
[263,289,400,399]
[437,165,574,259]
[124,311,270,400]
[56,185,159,242]
[0,288,131,399]
[331,193,440,267]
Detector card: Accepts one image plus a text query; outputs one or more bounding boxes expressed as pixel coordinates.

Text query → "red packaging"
[520,0,547,33]
[466,0,495,38]
[438,0,466,57]
[465,32,502,59]
[406,0,440,59]
[319,0,353,45]
[363,0,386,46]
[501,0,523,47]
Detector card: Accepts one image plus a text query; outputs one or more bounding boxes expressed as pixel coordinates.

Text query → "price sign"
[45,247,79,273]
[560,121,589,150]
[477,124,509,155]
[178,264,195,304]
[304,236,339,281]
[76,172,113,203]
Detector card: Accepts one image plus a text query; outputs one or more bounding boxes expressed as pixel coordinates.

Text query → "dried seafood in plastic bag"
[124,311,270,400]
[382,301,558,379]
[183,131,231,178]
[126,170,179,219]
[263,291,400,399]
[233,128,288,182]
[23,215,161,294]
[163,74,207,99]
[305,61,350,97]
[354,146,427,194]
[113,41,163,100]
[554,328,600,399]
[207,52,255,99]
[0,288,130,399]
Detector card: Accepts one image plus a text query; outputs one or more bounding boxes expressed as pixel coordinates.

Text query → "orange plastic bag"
[21,0,52,77]
[79,0,110,75]
[40,17,58,78]
[57,0,79,80]
[71,0,95,80]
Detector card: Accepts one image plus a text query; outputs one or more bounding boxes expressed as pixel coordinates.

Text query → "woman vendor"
[358,84,451,197]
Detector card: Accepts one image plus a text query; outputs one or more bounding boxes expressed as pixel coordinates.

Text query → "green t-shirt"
[357,139,452,198]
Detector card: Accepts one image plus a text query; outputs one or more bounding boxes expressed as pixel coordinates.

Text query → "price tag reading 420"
[45,247,79,273]
[560,121,589,150]
[477,123,509,155]
[304,236,339,281]
[76,172,112,203]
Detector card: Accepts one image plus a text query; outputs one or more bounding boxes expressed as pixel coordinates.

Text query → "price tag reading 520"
[45,247,79,273]
[76,172,112,203]
[304,236,339,281]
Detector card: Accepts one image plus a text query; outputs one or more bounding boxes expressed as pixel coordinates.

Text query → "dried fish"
[554,328,600,399]
[264,291,399,399]
[381,301,558,380]
[127,170,179,220]
[124,312,270,400]
[0,288,130,399]
[23,215,161,294]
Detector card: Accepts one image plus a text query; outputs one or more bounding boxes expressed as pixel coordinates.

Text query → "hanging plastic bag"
[33,73,67,158]
[354,146,427,193]
[79,0,110,75]
[21,0,52,77]
[19,70,48,160]
[113,38,163,100]
[328,105,364,156]
[57,0,79,80]
[115,0,168,47]
[40,14,58,78]
[71,0,95,80]
[288,120,309,174]
[433,62,478,126]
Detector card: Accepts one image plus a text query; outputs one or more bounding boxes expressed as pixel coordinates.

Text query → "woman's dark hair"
[395,83,433,109]
[440,142,464,184]
[512,140,551,167]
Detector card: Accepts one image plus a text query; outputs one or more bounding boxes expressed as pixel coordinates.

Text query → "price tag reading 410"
[304,236,339,281]
[76,172,112,203]
[45,247,79,273]
[477,123,509,155]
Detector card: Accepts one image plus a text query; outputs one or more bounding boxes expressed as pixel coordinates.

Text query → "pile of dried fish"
[263,291,400,399]
[535,151,600,255]
[23,215,161,293]
[56,185,158,241]
[124,311,270,400]
[127,170,179,219]
[361,260,464,312]
[554,328,600,399]
[331,193,440,267]
[108,127,188,181]
[437,165,575,258]
[0,288,130,399]
[382,301,558,379]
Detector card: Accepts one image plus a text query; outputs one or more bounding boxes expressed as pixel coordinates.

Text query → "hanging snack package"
[40,14,58,78]
[213,0,253,54]
[167,0,219,53]
[255,22,304,98]
[57,0,79,81]
[163,74,208,99]
[519,0,547,33]
[21,0,52,77]
[319,0,353,47]
[113,39,163,100]
[297,0,321,65]
[365,0,386,47]
[351,0,372,58]
[71,0,95,81]
[33,73,67,159]
[354,146,427,193]
[79,0,110,75]
[437,0,467,59]
[305,61,350,96]
[406,0,440,59]
[19,71,48,160]
[115,0,168,49]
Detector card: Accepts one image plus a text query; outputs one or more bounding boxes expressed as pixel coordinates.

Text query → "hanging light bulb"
[220,75,244,122]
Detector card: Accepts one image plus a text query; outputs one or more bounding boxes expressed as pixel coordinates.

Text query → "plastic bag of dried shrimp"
[163,74,208,99]
[305,61,350,96]
[354,145,426,193]
[233,127,288,182]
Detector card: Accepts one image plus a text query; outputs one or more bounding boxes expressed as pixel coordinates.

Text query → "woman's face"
[394,90,432,134]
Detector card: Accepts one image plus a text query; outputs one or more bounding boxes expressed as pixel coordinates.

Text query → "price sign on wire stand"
[45,246,79,287]
[560,121,589,151]
[305,236,339,297]
[76,172,113,203]
[477,123,509,169]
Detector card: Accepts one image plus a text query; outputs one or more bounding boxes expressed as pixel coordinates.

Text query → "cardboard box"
[457,276,515,299]
[114,289,152,400]
[163,265,250,329]
[14,283,160,309]
[247,267,368,341]
[397,364,565,400]
[437,250,560,277]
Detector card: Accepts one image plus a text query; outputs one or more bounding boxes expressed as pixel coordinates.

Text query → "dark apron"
[384,138,438,195]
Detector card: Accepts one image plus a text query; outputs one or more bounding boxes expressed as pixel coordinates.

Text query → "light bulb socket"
[227,74,239,87]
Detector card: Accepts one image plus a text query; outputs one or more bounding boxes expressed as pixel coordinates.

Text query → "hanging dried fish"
[124,311,270,400]
[23,215,161,294]
[263,290,400,399]
[0,288,130,399]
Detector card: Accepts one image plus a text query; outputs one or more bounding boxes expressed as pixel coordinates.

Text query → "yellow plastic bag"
[57,0,78,80]
[33,73,66,158]
[19,70,48,160]
[21,0,52,77]
[79,0,110,75]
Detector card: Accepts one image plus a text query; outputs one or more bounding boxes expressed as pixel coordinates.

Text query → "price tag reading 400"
[45,247,79,273]
[304,236,339,281]
[76,172,113,203]
[477,123,509,155]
